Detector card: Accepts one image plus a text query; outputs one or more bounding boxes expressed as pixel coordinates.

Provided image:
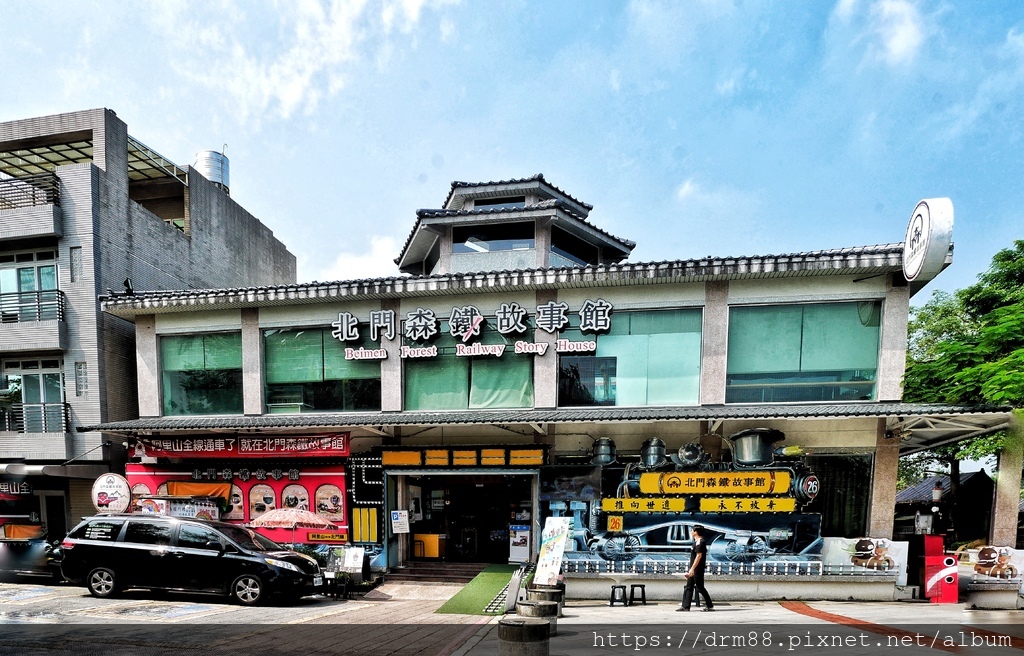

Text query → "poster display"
[91,474,131,513]
[249,484,276,520]
[535,517,571,585]
[509,524,530,563]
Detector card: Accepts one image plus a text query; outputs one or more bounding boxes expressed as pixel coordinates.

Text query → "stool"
[609,585,628,606]
[629,584,647,606]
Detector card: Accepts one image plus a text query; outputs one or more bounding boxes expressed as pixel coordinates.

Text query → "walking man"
[678,524,714,611]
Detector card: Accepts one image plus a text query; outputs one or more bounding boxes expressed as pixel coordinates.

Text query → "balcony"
[0,173,63,241]
[0,403,71,460]
[0,291,67,352]
[0,403,69,433]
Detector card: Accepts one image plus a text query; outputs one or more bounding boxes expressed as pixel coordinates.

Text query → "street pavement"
[3,579,1024,655]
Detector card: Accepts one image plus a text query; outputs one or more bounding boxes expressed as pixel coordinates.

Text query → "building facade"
[91,176,1012,599]
[0,108,295,540]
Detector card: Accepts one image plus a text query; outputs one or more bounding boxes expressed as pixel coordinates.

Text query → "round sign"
[91,473,131,513]
[902,198,953,282]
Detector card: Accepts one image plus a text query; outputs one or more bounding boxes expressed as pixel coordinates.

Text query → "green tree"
[900,241,1024,540]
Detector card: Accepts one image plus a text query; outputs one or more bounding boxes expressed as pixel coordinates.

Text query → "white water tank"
[194,149,230,195]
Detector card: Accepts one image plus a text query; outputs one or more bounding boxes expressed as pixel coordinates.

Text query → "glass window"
[452,223,534,254]
[404,320,534,411]
[557,309,702,407]
[804,454,872,538]
[264,328,381,412]
[124,521,174,546]
[178,525,223,550]
[70,519,124,541]
[726,301,881,403]
[75,362,87,397]
[0,360,65,432]
[551,227,599,267]
[160,333,243,416]
[70,247,83,282]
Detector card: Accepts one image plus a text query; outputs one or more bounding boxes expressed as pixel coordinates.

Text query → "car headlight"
[265,557,302,573]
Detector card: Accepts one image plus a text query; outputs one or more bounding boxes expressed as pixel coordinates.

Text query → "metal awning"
[0,135,187,184]
[79,403,1014,455]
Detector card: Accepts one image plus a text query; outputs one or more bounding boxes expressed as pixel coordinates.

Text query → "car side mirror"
[206,540,225,552]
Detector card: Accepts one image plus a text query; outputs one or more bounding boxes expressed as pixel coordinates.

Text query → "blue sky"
[2,0,1022,302]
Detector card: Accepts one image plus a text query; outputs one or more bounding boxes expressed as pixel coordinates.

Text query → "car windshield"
[216,525,284,551]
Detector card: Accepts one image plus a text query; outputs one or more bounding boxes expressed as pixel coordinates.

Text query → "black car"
[61,515,322,605]
[0,536,62,582]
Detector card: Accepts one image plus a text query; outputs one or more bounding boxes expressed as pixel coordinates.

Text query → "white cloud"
[609,69,621,92]
[156,0,458,125]
[674,178,764,252]
[869,0,924,66]
[315,235,402,282]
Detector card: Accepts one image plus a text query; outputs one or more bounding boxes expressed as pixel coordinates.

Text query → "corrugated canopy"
[0,135,187,184]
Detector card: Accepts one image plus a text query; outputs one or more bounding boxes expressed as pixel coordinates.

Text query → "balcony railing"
[0,173,60,211]
[0,290,65,323]
[0,402,70,433]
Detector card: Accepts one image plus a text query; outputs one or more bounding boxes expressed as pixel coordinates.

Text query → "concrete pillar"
[380,298,403,412]
[532,290,559,409]
[135,315,159,417]
[534,217,552,269]
[395,475,408,567]
[515,600,558,635]
[699,282,729,405]
[876,279,910,401]
[241,308,263,415]
[867,418,898,539]
[990,416,1023,546]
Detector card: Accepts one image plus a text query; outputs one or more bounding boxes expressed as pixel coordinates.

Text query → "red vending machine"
[921,535,958,603]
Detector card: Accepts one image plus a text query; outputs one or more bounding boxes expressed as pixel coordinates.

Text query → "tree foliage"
[898,240,1024,497]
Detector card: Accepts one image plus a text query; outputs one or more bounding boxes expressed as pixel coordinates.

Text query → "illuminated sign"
[699,497,797,513]
[638,471,791,495]
[602,498,688,512]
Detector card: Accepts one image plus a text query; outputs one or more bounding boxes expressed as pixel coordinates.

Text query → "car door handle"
[169,551,185,558]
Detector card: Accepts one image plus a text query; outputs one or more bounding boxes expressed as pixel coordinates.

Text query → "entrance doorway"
[406,474,532,564]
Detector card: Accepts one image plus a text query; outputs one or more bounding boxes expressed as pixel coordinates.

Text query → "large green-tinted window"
[726,301,881,403]
[558,309,702,407]
[161,333,243,416]
[264,328,381,412]
[404,321,533,411]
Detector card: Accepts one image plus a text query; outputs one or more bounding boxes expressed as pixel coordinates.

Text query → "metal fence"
[0,402,69,433]
[0,173,60,211]
[0,290,65,323]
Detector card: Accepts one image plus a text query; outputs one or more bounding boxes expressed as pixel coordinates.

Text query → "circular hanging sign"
[903,198,953,282]
[91,473,131,513]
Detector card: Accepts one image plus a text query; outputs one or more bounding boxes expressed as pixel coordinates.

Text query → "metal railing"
[0,173,60,211]
[0,402,70,433]
[0,290,65,323]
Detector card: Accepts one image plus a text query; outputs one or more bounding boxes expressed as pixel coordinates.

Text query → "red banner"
[135,434,349,459]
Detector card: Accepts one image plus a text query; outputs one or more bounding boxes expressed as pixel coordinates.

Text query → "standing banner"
[390,510,410,534]
[534,517,570,586]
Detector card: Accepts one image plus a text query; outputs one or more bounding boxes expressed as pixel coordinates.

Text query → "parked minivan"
[61,515,323,605]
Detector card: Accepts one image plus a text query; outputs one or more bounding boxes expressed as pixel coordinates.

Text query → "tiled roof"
[80,402,1009,433]
[896,471,990,504]
[100,243,908,316]
[398,198,636,264]
[441,174,594,211]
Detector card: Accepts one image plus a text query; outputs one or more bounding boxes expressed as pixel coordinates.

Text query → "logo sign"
[91,474,131,513]
[903,198,953,282]
[137,434,349,459]
[390,510,410,534]
[307,531,349,543]
[638,471,792,495]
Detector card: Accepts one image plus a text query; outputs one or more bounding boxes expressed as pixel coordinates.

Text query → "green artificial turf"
[435,564,520,615]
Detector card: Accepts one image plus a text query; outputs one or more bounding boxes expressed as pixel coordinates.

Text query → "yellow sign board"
[607,515,624,532]
[601,497,688,512]
[699,497,796,513]
[638,471,791,495]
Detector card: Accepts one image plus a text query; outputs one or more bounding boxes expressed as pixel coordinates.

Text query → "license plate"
[313,575,323,587]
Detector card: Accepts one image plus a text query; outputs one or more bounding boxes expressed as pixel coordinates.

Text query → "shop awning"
[78,402,1013,455]
[0,463,111,479]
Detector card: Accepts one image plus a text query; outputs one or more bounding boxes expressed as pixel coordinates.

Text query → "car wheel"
[86,567,119,598]
[232,574,263,606]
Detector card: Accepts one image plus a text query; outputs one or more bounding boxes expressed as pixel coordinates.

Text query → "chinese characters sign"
[137,434,350,459]
[699,497,797,513]
[329,299,613,360]
[637,471,792,495]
